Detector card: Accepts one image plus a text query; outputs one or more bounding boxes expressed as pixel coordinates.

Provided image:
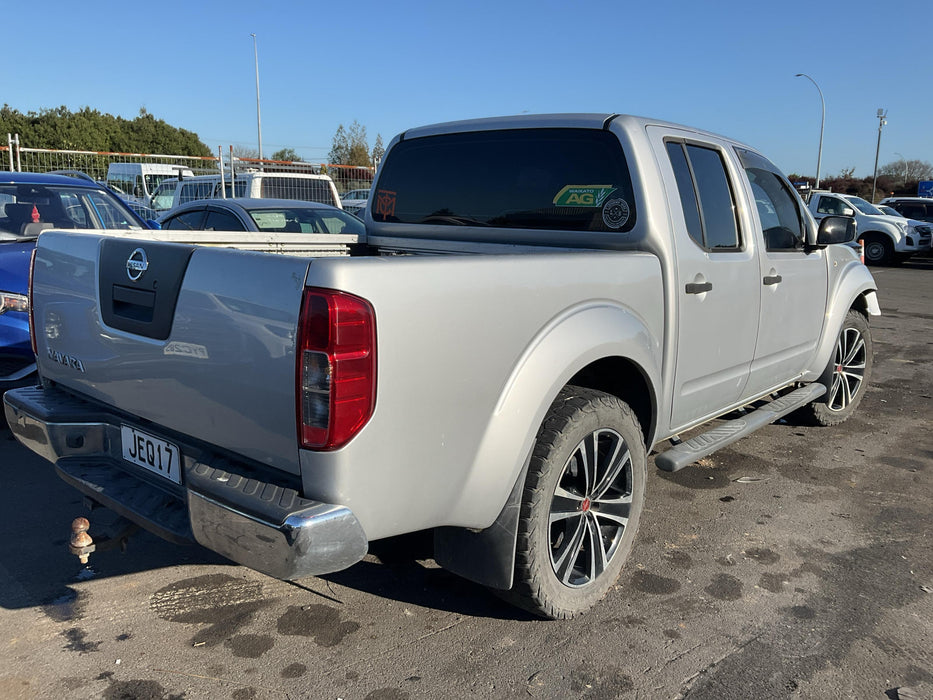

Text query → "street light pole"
[250,33,263,164]
[871,109,887,202]
[795,73,825,189]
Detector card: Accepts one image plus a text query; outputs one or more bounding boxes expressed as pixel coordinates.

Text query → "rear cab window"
[371,128,637,235]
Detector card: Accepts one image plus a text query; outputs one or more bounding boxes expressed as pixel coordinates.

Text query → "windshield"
[246,207,365,235]
[877,205,905,218]
[145,173,180,193]
[0,183,143,239]
[846,196,884,216]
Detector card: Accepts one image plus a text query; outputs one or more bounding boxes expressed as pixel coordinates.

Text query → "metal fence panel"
[5,137,375,197]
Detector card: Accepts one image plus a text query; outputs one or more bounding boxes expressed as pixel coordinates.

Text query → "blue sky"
[5,0,930,178]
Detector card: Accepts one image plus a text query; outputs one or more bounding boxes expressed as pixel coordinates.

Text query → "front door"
[735,148,828,397]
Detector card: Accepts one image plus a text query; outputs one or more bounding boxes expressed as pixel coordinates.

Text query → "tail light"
[28,247,38,356]
[296,288,376,451]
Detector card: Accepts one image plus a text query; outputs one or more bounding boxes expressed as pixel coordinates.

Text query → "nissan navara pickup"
[4,114,879,619]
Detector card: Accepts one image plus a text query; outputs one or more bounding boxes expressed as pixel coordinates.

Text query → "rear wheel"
[863,233,893,265]
[501,386,646,619]
[803,310,872,426]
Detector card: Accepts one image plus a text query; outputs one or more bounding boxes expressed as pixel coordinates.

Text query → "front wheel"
[501,386,646,619]
[803,310,873,426]
[863,233,894,266]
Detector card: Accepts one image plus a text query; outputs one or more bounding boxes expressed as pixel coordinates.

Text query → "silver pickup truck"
[4,114,879,619]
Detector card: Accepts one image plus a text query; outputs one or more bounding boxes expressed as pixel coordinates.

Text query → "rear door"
[648,126,761,429]
[735,149,828,396]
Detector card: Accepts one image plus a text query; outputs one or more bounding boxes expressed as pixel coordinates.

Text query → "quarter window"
[665,142,740,250]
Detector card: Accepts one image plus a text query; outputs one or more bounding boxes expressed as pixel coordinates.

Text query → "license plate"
[120,425,181,484]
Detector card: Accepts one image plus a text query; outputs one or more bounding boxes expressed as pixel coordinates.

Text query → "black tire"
[862,233,893,266]
[803,310,873,426]
[501,386,646,619]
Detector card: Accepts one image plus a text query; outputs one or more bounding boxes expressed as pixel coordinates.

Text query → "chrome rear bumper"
[3,385,368,580]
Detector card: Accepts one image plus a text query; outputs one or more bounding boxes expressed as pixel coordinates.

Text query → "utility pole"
[250,33,263,165]
[871,109,887,202]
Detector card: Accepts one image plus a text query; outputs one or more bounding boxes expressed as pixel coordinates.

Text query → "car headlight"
[895,220,909,234]
[0,292,28,315]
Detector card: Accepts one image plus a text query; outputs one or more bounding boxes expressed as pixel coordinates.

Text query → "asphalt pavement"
[0,260,930,700]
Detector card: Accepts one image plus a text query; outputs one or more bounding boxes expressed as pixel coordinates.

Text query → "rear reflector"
[297,288,376,450]
[28,248,38,356]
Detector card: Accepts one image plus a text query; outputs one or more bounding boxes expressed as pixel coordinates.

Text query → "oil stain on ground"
[705,574,743,601]
[225,634,275,659]
[102,679,184,700]
[62,627,100,654]
[276,604,360,647]
[149,573,271,647]
[631,570,681,595]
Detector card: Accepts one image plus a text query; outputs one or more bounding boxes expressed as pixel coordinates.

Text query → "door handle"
[763,275,782,286]
[685,282,713,295]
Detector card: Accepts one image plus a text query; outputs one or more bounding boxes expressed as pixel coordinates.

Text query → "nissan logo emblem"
[126,248,149,282]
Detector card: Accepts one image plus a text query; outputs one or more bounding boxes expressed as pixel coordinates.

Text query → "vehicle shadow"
[321,532,539,621]
[0,425,534,621]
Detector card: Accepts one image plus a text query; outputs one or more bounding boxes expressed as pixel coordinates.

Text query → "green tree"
[0,104,211,156]
[328,124,349,164]
[371,134,385,166]
[347,120,370,166]
[271,147,300,162]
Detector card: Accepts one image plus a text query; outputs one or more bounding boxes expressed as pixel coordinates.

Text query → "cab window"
[737,148,805,251]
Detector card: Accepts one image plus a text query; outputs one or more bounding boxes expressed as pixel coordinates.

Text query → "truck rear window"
[372,128,636,233]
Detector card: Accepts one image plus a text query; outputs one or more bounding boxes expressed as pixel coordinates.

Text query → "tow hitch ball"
[69,516,138,565]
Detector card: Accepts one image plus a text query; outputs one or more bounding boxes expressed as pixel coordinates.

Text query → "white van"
[150,171,341,214]
[106,163,194,207]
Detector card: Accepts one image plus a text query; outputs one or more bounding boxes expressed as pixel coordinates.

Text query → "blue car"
[0,172,153,390]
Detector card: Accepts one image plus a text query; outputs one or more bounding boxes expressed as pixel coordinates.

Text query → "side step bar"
[655,383,826,472]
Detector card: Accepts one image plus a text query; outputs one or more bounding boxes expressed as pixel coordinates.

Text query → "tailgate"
[32,231,311,475]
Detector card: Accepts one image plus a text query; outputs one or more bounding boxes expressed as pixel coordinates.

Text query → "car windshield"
[0,183,142,239]
[246,206,365,235]
[846,196,884,216]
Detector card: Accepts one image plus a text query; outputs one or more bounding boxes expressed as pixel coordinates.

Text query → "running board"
[655,383,827,473]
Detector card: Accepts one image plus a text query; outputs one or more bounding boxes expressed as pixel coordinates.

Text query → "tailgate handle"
[112,284,155,322]
[685,282,713,295]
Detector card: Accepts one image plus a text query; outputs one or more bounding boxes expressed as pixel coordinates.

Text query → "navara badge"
[126,248,149,282]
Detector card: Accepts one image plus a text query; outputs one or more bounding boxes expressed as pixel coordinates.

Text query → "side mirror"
[816,215,856,246]
[147,219,162,230]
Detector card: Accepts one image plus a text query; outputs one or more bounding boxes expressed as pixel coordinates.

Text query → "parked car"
[808,192,931,264]
[0,172,152,390]
[150,172,342,214]
[879,196,933,225]
[340,189,370,217]
[876,204,933,235]
[158,198,365,235]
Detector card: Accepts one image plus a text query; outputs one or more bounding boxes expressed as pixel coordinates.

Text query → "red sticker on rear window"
[374,189,397,220]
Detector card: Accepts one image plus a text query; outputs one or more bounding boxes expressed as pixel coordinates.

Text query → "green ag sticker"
[553,185,617,207]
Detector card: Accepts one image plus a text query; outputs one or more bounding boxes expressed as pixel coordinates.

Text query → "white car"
[875,204,933,236]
